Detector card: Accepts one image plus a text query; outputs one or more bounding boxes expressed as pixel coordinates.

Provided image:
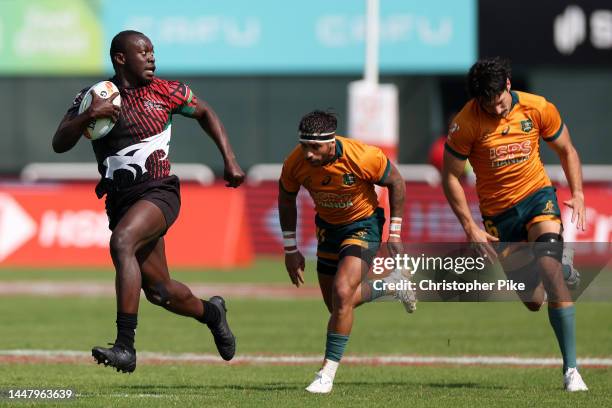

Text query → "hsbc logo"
[38,210,110,248]
[0,193,111,263]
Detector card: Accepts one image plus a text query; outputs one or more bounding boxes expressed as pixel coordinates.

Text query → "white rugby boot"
[384,267,417,313]
[564,367,588,392]
[305,370,334,394]
[562,247,581,290]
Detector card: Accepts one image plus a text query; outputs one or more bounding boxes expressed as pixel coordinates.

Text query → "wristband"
[283,237,297,247]
[389,223,402,232]
[282,231,297,254]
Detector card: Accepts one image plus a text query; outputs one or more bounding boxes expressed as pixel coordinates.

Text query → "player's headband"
[298,131,336,143]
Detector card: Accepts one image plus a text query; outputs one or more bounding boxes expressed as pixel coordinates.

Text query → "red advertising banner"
[0,183,253,267]
[0,181,608,266]
[245,182,612,256]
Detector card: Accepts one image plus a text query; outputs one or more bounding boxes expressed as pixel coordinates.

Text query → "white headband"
[298,131,336,143]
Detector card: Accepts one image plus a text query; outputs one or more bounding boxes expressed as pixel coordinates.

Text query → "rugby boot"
[306,370,334,394]
[564,367,588,392]
[92,343,136,373]
[386,268,417,313]
[207,296,236,361]
[562,248,581,290]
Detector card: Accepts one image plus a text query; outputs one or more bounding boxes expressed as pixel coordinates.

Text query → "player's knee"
[333,283,355,309]
[524,301,543,312]
[109,228,136,258]
[143,282,171,307]
[533,233,563,263]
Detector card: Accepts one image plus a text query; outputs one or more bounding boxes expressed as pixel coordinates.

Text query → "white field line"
[1,349,612,368]
[0,281,320,299]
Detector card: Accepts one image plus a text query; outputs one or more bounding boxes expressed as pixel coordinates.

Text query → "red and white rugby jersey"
[67,77,198,197]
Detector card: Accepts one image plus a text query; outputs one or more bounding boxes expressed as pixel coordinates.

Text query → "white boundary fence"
[17,163,612,186]
[247,164,612,186]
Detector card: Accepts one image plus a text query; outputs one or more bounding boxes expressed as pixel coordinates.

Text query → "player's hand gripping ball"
[78,81,121,140]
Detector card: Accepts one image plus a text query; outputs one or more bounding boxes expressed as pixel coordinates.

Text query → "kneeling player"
[442,57,588,391]
[278,110,413,394]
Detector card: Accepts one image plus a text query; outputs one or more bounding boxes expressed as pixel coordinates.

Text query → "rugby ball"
[78,81,121,140]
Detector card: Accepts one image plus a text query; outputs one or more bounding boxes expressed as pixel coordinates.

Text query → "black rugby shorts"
[105,175,181,233]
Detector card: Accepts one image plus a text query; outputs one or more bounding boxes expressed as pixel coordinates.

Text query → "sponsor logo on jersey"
[449,122,460,135]
[521,119,533,132]
[501,125,510,135]
[144,100,166,111]
[343,173,356,186]
[312,191,353,209]
[489,140,532,168]
[321,175,332,186]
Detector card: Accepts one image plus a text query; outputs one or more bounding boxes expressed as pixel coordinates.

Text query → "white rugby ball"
[78,81,121,140]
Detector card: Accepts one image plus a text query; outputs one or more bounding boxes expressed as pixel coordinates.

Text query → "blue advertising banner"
[102,0,476,74]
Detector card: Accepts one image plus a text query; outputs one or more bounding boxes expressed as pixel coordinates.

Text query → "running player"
[278,110,413,394]
[52,31,243,373]
[442,57,587,391]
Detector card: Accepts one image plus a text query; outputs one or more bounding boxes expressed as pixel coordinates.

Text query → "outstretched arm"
[192,99,245,188]
[278,182,305,287]
[546,125,585,231]
[52,92,120,153]
[442,150,498,258]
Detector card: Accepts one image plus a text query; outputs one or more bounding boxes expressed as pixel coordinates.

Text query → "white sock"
[321,359,339,380]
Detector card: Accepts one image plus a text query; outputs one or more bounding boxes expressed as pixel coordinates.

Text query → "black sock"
[197,300,220,326]
[115,312,137,350]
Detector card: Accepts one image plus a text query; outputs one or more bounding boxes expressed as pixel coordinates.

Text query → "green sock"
[562,264,571,280]
[548,305,577,373]
[324,332,350,362]
[367,279,387,301]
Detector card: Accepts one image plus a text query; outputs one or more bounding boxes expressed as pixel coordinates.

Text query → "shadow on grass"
[117,380,507,393]
[424,382,506,390]
[118,383,304,392]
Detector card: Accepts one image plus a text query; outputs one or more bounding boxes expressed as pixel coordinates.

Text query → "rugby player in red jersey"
[53,31,244,373]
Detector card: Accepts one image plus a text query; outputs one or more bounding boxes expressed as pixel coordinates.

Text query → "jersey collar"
[335,138,344,159]
[322,137,343,166]
[510,90,519,110]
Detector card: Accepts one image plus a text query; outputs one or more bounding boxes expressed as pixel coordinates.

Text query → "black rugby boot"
[207,296,236,361]
[92,343,136,373]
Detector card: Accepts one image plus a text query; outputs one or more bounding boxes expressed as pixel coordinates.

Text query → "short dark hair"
[110,30,145,66]
[298,110,337,135]
[467,57,512,100]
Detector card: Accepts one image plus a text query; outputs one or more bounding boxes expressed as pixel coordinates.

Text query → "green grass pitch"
[0,259,611,407]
